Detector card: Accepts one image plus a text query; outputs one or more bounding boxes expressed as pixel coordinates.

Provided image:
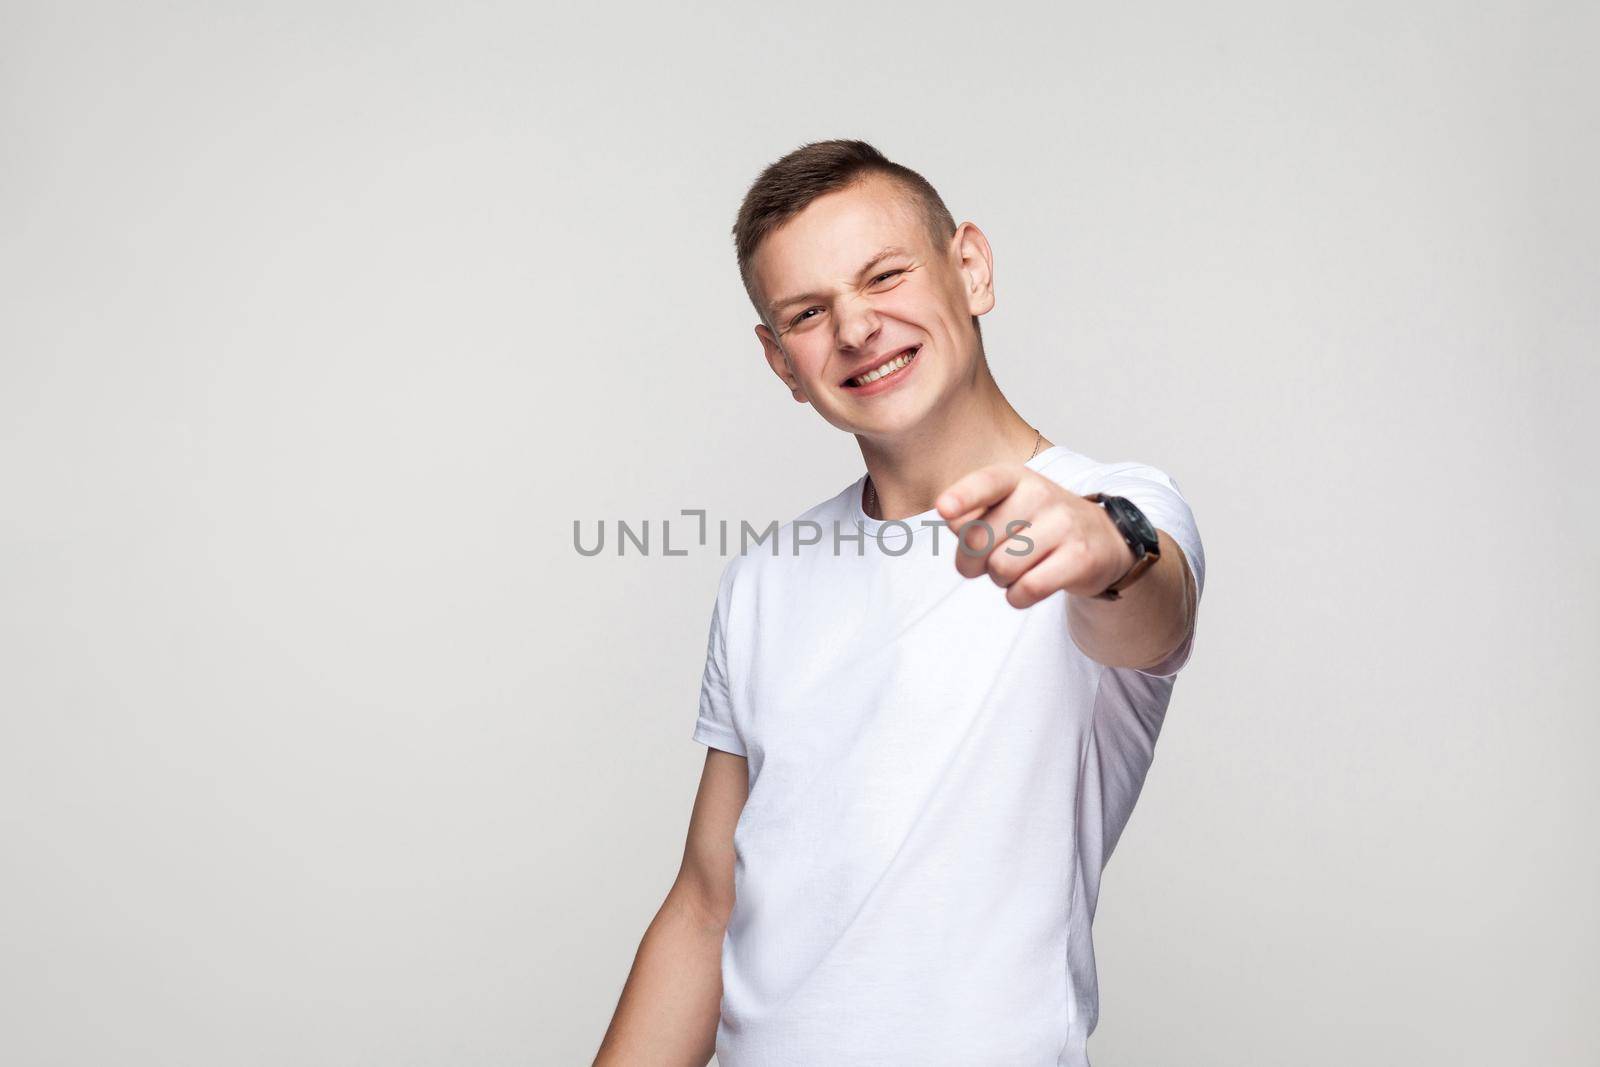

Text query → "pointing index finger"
[935,464,1023,523]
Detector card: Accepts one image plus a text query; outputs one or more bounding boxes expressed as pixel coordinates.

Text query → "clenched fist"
[935,464,1135,609]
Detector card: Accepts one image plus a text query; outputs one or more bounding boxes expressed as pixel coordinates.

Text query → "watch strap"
[1096,551,1158,601]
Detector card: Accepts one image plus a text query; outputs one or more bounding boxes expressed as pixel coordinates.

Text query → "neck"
[858,360,1050,521]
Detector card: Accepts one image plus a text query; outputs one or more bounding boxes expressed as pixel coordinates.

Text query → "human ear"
[950,221,996,318]
[755,323,810,404]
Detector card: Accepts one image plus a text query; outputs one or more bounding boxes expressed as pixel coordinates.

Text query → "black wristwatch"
[1083,493,1160,600]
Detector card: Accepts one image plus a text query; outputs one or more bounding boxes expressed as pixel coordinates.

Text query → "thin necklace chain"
[865,428,1044,520]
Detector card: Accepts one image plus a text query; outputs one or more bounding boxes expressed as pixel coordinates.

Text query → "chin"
[831,387,943,439]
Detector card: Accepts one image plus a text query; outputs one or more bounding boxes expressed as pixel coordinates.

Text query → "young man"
[595,140,1205,1066]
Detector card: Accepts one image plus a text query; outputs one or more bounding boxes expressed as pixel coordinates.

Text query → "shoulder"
[1035,446,1191,501]
[1030,445,1104,493]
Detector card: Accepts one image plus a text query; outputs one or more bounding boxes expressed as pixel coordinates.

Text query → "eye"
[870,269,905,285]
[789,307,822,328]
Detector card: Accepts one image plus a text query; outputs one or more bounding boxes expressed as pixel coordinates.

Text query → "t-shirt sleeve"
[1085,462,1206,678]
[692,560,747,756]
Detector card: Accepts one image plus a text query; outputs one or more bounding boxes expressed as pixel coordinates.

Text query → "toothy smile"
[845,346,919,387]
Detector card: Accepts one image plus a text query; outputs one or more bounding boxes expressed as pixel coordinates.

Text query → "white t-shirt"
[693,445,1206,1067]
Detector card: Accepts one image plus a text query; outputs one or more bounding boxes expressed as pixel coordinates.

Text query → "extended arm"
[935,465,1198,671]
[594,747,748,1066]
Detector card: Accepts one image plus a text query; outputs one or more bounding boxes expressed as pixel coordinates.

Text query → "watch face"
[1110,497,1159,549]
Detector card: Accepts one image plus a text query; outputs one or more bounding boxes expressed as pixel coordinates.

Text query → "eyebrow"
[767,246,912,321]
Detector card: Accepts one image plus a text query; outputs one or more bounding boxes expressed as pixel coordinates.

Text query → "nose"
[834,292,882,354]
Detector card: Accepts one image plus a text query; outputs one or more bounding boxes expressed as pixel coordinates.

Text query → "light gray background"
[2,2,1595,1064]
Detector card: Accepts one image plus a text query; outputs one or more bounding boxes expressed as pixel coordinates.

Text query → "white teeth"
[851,348,916,386]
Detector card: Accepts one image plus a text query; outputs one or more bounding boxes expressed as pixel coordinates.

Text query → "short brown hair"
[732,140,958,322]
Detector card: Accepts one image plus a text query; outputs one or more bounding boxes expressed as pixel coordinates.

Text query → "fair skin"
[593,748,745,1066]
[595,172,1195,1065]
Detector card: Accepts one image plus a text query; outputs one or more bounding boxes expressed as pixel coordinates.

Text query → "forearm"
[594,884,727,1066]
[1067,529,1195,670]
